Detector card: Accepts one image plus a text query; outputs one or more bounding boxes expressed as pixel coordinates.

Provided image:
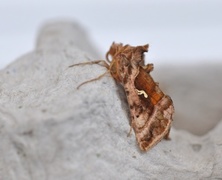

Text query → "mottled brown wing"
[134,67,174,151]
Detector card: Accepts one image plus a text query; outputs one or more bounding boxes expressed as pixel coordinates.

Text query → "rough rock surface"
[0,21,221,180]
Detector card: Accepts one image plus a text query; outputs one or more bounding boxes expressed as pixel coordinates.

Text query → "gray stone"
[0,20,221,180]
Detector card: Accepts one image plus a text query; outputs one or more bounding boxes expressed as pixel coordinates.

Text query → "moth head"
[106,43,149,66]
[106,42,124,62]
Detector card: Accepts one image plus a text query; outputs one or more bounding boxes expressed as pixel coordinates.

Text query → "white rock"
[0,20,221,180]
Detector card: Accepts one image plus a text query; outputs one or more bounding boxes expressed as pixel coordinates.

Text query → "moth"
[69,42,174,151]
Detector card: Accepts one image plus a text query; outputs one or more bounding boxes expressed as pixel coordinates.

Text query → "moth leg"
[76,71,109,89]
[127,125,133,137]
[69,60,110,69]
[143,63,154,73]
[164,129,171,140]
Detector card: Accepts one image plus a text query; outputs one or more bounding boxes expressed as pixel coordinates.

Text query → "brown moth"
[69,42,174,151]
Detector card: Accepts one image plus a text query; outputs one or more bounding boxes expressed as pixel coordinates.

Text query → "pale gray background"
[0,0,222,69]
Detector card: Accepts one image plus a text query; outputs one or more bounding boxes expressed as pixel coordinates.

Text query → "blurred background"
[0,0,222,69]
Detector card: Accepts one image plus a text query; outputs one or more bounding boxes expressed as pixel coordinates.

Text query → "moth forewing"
[106,43,174,151]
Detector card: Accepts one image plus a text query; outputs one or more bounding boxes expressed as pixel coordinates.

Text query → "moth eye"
[110,65,116,73]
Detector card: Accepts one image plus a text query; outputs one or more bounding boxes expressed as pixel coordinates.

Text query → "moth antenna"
[69,60,110,69]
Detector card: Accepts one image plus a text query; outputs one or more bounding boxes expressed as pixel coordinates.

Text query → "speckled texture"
[0,21,221,180]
